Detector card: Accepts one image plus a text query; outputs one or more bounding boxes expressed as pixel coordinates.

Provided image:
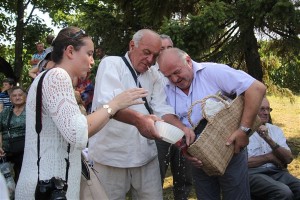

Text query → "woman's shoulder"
[0,107,11,117]
[43,68,71,82]
[48,67,68,75]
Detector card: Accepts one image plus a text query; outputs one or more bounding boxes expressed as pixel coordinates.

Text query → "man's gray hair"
[132,30,145,47]
[132,29,159,47]
[171,48,188,64]
[160,34,173,46]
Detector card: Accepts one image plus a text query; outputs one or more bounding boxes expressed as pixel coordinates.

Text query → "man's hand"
[182,151,203,168]
[226,129,249,153]
[175,139,203,168]
[257,125,269,139]
[182,126,195,146]
[135,114,162,140]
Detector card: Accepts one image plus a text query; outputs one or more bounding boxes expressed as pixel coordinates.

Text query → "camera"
[35,177,68,200]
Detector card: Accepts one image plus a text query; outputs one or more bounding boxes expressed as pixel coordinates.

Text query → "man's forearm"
[113,108,144,126]
[240,81,266,128]
[248,153,273,168]
[266,138,293,164]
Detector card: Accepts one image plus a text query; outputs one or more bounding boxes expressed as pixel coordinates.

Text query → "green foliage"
[259,40,300,96]
[0,0,299,91]
[160,1,236,61]
[270,59,300,95]
[74,2,129,55]
[0,0,55,85]
[164,0,299,81]
[23,20,53,52]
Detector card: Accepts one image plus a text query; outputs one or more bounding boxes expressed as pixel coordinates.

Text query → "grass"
[162,95,300,199]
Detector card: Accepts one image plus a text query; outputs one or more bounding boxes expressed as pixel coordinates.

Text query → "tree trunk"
[239,22,263,82]
[14,0,24,84]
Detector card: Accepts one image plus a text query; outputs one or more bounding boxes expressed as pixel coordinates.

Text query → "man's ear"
[129,40,135,51]
[186,55,192,67]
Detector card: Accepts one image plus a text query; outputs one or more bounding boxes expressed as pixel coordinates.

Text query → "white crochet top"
[15,68,88,200]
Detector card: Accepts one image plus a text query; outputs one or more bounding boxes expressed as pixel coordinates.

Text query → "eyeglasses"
[259,107,273,113]
[71,29,86,39]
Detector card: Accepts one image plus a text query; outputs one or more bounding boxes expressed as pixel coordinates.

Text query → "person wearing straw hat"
[157,47,266,200]
[247,97,300,200]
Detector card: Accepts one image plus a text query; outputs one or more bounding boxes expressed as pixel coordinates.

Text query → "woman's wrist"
[102,104,115,119]
[108,100,121,115]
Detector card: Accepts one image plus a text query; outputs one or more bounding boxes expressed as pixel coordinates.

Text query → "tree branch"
[24,1,36,26]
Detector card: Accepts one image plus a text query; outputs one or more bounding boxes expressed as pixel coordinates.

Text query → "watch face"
[107,108,112,114]
[240,126,251,135]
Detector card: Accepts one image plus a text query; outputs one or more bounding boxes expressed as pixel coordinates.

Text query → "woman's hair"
[51,27,89,63]
[9,86,27,96]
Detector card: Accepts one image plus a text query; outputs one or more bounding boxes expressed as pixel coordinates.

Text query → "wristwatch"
[103,104,114,118]
[240,125,252,136]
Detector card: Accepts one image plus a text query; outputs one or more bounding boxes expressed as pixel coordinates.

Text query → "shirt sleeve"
[91,57,126,111]
[42,69,88,149]
[149,67,175,117]
[201,63,255,96]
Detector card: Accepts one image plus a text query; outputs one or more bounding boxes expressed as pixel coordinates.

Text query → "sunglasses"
[71,29,86,39]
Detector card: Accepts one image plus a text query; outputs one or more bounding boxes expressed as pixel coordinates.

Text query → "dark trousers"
[156,140,193,200]
[6,152,24,184]
[249,167,300,200]
[192,149,250,200]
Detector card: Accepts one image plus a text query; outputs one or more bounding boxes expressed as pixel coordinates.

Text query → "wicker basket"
[187,95,260,176]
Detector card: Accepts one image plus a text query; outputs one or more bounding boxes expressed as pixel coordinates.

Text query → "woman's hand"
[110,88,148,113]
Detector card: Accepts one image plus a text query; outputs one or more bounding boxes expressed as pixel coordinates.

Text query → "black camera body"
[35,177,68,200]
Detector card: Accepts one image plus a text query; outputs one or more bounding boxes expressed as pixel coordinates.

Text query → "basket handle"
[187,95,229,128]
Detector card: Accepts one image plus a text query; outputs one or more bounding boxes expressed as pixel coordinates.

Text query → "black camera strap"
[36,69,70,183]
[121,56,153,114]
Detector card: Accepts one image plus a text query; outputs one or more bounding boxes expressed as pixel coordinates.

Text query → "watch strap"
[240,125,252,136]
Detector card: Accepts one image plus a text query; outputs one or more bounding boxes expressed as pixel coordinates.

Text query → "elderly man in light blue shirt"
[157,47,266,200]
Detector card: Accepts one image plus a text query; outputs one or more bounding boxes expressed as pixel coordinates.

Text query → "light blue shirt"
[164,61,255,128]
